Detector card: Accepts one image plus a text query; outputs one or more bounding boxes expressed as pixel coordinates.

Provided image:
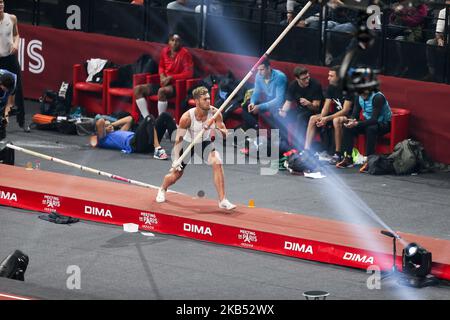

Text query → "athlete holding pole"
[156,1,314,208]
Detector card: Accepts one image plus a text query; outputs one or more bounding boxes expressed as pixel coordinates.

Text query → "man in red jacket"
[134,33,194,117]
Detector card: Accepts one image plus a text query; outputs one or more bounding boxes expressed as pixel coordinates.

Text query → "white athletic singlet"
[0,13,14,57]
[183,107,214,143]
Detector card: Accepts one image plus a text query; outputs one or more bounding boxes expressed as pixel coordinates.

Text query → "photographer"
[0,70,16,165]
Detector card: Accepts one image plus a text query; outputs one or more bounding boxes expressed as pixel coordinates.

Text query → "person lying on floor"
[90,112,176,160]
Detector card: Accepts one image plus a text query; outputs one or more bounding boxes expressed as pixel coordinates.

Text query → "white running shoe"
[219,198,237,210]
[156,188,166,203]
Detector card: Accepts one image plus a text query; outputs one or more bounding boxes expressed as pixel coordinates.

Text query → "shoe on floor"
[23,124,31,133]
[329,153,343,165]
[219,198,236,210]
[18,120,31,133]
[156,188,166,203]
[154,147,168,160]
[336,156,354,168]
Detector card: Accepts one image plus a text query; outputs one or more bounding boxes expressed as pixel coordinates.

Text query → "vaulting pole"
[172,1,314,169]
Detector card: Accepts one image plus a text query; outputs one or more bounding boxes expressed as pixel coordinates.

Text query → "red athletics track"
[1,164,450,280]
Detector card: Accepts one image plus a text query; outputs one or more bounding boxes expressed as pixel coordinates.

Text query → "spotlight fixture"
[0,250,29,281]
[401,242,439,288]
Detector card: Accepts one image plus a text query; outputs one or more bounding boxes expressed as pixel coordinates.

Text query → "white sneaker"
[219,199,236,210]
[156,188,166,203]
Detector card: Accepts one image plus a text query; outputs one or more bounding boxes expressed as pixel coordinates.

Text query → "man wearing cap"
[134,33,194,117]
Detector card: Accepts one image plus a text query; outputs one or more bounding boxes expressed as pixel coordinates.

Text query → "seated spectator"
[167,0,215,13]
[388,0,429,42]
[281,1,322,28]
[167,0,196,11]
[134,33,193,117]
[425,7,447,81]
[280,10,305,27]
[281,2,357,66]
[387,0,429,76]
[336,88,392,171]
[303,65,353,164]
[286,0,299,12]
[240,58,288,153]
[279,65,323,152]
[90,112,177,160]
[324,5,359,65]
[242,58,287,128]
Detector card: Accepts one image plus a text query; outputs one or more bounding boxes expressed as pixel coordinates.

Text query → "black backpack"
[286,150,319,174]
[40,82,73,117]
[367,154,395,175]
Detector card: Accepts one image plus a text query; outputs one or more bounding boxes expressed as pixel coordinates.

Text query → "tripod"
[380,230,403,281]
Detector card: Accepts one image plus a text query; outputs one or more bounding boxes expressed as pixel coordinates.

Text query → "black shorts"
[179,140,215,170]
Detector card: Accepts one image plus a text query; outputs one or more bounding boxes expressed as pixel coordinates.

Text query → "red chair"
[146,74,189,123]
[105,70,150,121]
[72,64,110,115]
[356,107,411,155]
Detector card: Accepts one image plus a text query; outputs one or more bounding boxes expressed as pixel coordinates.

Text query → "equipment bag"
[367,154,395,175]
[286,150,319,174]
[56,118,77,135]
[32,114,57,131]
[39,84,72,117]
[388,139,432,175]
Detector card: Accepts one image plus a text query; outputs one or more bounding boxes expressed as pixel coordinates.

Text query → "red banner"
[2,183,450,281]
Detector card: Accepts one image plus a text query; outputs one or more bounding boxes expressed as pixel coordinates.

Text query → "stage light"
[401,243,438,288]
[0,250,29,281]
[403,243,431,277]
[405,244,418,257]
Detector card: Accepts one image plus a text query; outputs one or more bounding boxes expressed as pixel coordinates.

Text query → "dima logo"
[84,206,113,218]
[343,252,374,264]
[183,223,212,236]
[284,241,314,254]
